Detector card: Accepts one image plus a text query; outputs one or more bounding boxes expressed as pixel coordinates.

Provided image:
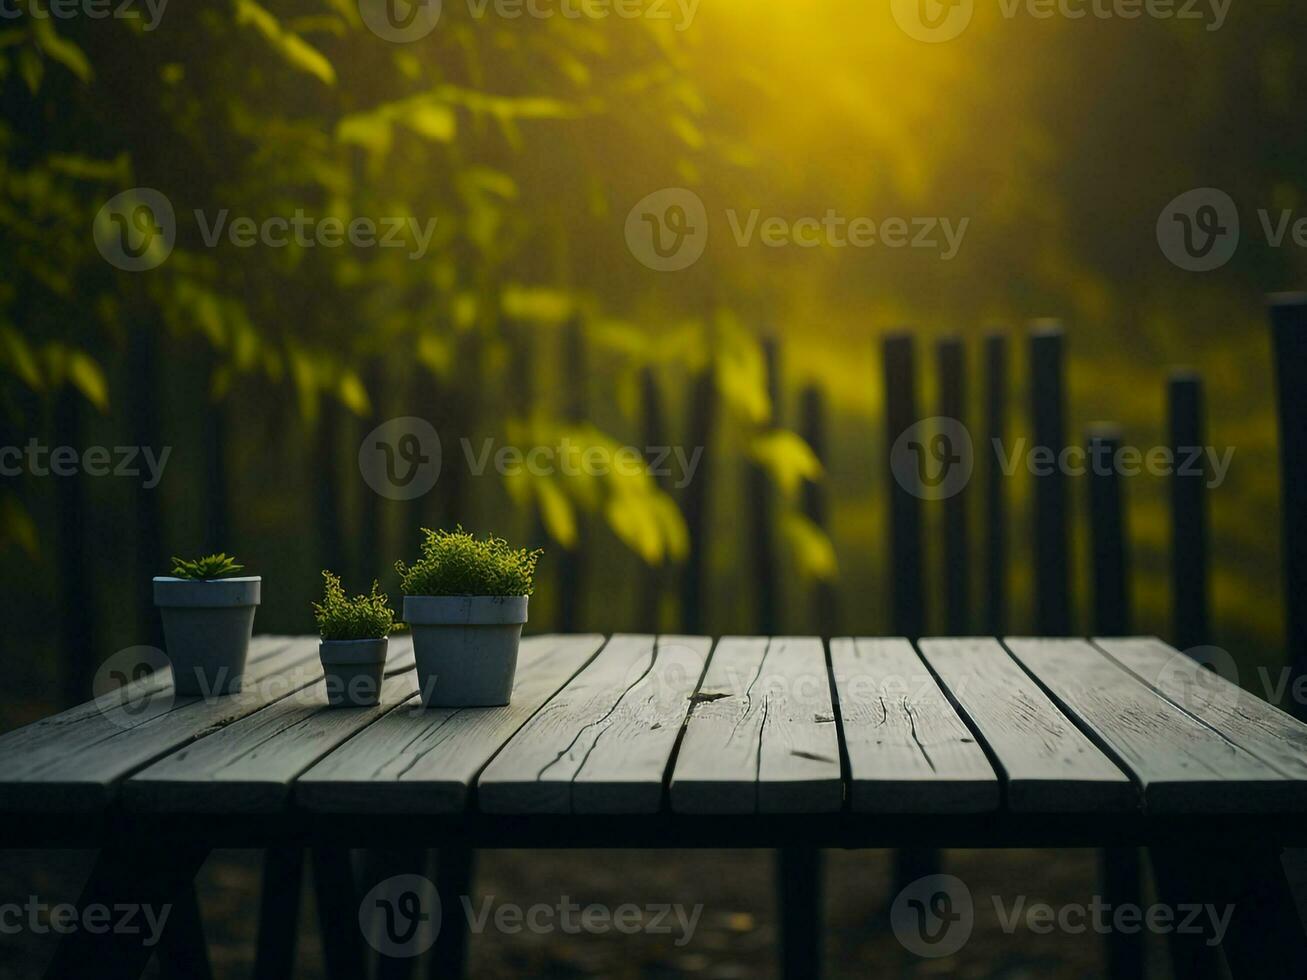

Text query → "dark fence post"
[680,369,716,634]
[357,359,384,588]
[1168,371,1209,653]
[1030,324,1071,635]
[1087,425,1146,980]
[128,326,164,647]
[882,333,936,892]
[937,337,969,635]
[883,333,925,641]
[201,354,231,554]
[315,398,346,578]
[557,316,585,632]
[55,388,97,704]
[1088,426,1130,636]
[748,338,779,636]
[983,333,1007,636]
[1269,295,1307,718]
[640,366,668,633]
[800,384,839,635]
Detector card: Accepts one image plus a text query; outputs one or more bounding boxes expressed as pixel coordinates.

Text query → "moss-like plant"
[395,527,541,597]
[313,571,395,641]
[170,553,244,580]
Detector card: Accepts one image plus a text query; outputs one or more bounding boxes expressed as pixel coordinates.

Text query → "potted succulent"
[312,571,395,707]
[396,527,541,708]
[154,553,260,696]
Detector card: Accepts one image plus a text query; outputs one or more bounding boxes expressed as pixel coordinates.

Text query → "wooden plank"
[1094,636,1307,782]
[1169,372,1210,650]
[982,332,1008,636]
[0,637,321,811]
[1269,294,1307,720]
[1030,324,1072,635]
[1006,637,1302,812]
[883,334,924,640]
[830,637,996,813]
[296,634,605,814]
[671,637,841,814]
[918,638,1134,811]
[125,655,418,813]
[477,635,708,814]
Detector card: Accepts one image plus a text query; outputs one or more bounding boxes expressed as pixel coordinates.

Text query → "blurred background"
[2,0,1305,975]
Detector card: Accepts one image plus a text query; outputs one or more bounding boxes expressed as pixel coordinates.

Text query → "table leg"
[430,846,475,980]
[42,843,210,980]
[311,846,366,980]
[154,880,213,980]
[1149,844,1307,980]
[1100,846,1145,980]
[253,846,304,980]
[360,847,430,980]
[777,846,822,980]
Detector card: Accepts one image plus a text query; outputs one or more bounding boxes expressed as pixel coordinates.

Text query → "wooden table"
[4,634,1306,979]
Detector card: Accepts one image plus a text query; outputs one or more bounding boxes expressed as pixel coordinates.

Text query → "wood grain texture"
[1094,636,1307,782]
[831,637,997,813]
[670,637,842,814]
[296,634,605,814]
[124,672,417,813]
[1006,638,1302,812]
[478,635,708,814]
[0,637,321,811]
[918,637,1134,811]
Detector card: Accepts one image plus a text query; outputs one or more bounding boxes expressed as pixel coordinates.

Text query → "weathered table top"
[5,634,1307,849]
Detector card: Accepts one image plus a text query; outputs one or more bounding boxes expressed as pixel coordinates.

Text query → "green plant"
[313,571,395,641]
[170,553,244,580]
[395,527,542,597]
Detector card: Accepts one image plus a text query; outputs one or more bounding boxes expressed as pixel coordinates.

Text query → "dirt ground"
[0,847,1182,978]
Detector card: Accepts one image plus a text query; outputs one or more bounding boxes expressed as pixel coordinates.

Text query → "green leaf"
[66,350,109,411]
[337,370,371,416]
[749,429,823,500]
[781,512,838,582]
[0,494,39,558]
[337,113,392,155]
[31,17,92,83]
[401,101,456,142]
[0,326,42,390]
[235,0,336,85]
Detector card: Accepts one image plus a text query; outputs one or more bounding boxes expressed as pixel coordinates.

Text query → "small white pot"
[402,595,528,707]
[153,576,261,696]
[319,637,388,707]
